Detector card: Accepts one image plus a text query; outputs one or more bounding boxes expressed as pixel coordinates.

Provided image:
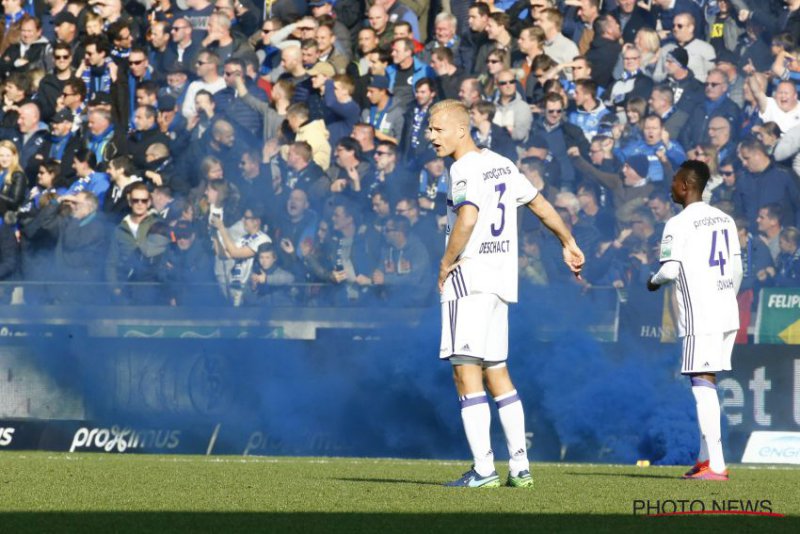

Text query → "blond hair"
[429,99,470,126]
[0,140,23,184]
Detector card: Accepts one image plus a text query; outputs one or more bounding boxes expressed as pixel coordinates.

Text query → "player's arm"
[731,252,743,294]
[526,194,585,278]
[438,204,478,293]
[647,260,680,291]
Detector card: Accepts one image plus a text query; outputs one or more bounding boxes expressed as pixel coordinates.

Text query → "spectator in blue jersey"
[63,147,110,208]
[568,79,611,143]
[362,75,405,145]
[618,115,686,184]
[386,38,436,110]
[80,36,118,102]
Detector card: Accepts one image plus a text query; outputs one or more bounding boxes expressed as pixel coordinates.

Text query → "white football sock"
[494,389,529,476]
[460,392,494,477]
[692,378,725,473]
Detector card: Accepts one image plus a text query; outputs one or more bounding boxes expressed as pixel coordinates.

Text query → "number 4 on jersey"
[708,229,730,275]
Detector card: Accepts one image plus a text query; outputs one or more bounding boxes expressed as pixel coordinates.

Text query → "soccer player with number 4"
[648,160,743,481]
[428,100,585,488]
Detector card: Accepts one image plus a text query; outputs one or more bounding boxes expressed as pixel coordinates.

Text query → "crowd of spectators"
[0,0,798,310]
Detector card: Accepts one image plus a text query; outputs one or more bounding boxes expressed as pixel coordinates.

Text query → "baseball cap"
[309,0,333,6]
[307,61,335,78]
[158,94,177,112]
[368,75,390,91]
[51,108,74,123]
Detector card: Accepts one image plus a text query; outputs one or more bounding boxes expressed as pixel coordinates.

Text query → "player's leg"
[441,296,498,487]
[683,332,733,480]
[689,372,726,477]
[485,364,532,487]
[481,299,531,486]
[446,361,499,486]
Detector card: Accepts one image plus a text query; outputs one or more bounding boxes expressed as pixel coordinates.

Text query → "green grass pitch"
[0,452,799,533]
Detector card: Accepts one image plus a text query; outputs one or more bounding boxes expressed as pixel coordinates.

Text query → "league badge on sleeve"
[660,235,673,260]
[453,179,468,205]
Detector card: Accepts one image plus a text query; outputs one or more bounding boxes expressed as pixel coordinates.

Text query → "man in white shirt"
[181,50,226,120]
[748,77,800,134]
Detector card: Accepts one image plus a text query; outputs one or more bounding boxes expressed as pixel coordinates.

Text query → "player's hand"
[562,239,585,280]
[647,275,660,292]
[438,260,460,293]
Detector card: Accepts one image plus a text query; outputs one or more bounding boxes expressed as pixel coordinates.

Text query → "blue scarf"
[88,125,114,163]
[49,132,72,161]
[4,11,24,31]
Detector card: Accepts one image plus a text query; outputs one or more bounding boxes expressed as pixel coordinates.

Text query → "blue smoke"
[14,294,698,464]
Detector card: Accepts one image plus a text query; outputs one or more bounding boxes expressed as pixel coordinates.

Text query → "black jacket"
[586,36,623,90]
[0,170,27,215]
[612,6,655,44]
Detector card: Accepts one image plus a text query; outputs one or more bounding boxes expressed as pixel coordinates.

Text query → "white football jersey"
[659,202,741,336]
[441,149,538,303]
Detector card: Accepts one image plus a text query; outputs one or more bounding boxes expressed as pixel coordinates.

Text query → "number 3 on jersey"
[491,183,506,237]
[708,229,730,275]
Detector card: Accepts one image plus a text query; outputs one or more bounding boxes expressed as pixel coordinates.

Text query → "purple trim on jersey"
[690,376,717,389]
[453,200,479,211]
[450,265,468,298]
[495,392,521,408]
[460,394,488,409]
[676,261,695,336]
[449,300,457,352]
[683,335,695,373]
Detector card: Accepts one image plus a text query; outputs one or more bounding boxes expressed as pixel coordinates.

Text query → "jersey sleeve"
[450,162,482,211]
[659,217,684,263]
[512,169,538,207]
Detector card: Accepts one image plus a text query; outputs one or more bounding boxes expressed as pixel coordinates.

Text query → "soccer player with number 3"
[428,100,584,488]
[648,160,743,481]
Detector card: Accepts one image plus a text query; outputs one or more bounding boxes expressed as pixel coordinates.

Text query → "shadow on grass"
[334,477,444,486]
[564,471,678,480]
[0,513,795,533]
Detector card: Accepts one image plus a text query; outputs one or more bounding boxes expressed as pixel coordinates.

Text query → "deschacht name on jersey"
[479,239,511,254]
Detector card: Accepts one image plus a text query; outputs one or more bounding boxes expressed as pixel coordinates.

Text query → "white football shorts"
[440,293,508,363]
[681,330,736,374]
